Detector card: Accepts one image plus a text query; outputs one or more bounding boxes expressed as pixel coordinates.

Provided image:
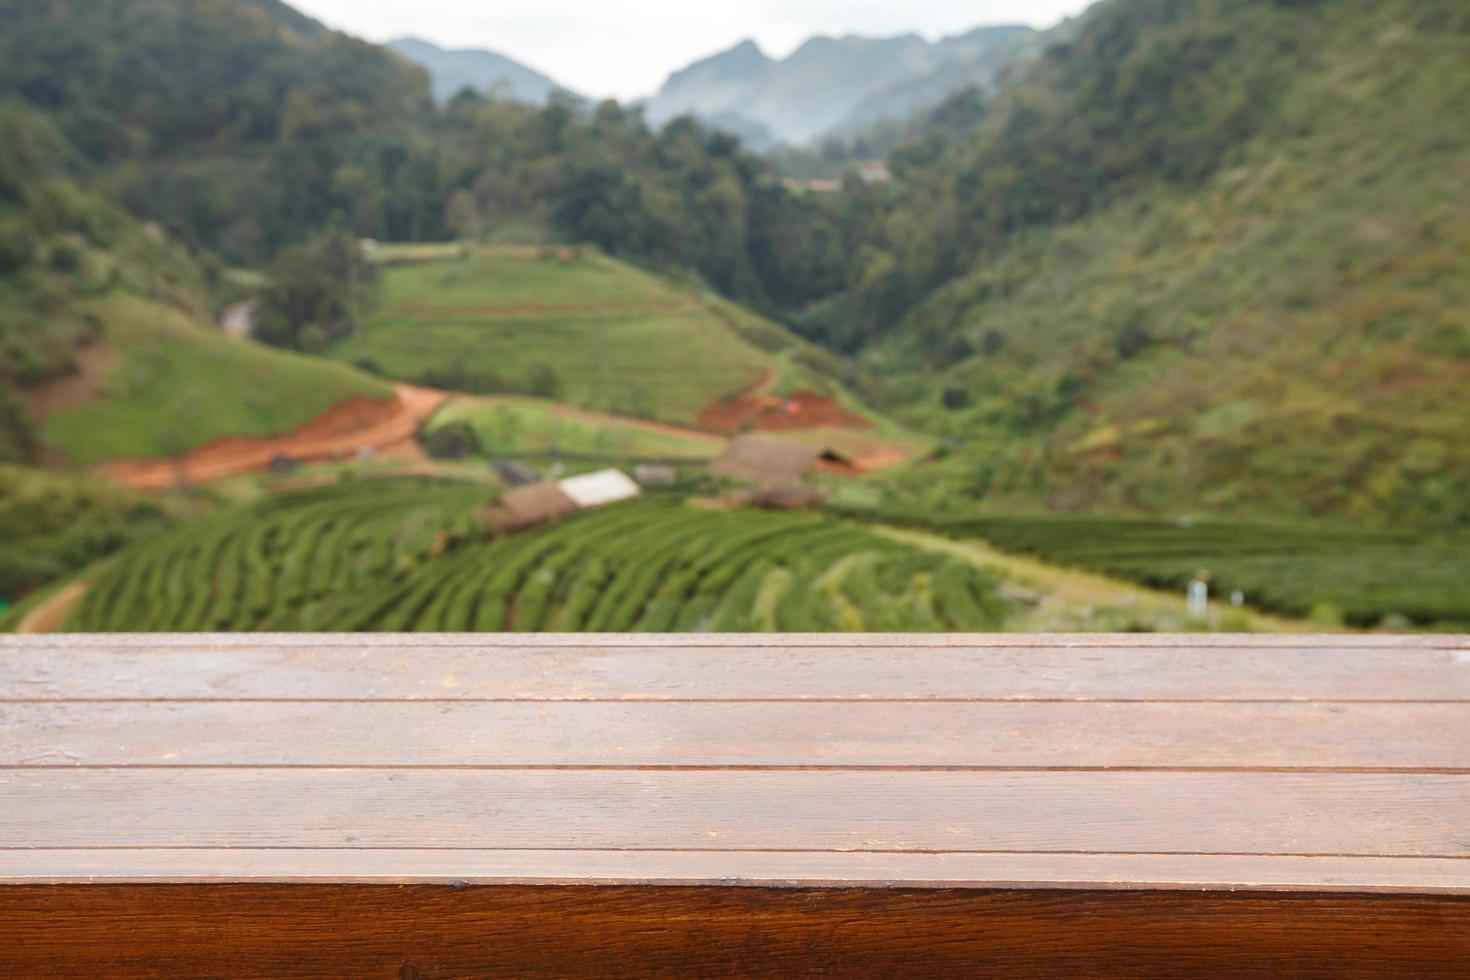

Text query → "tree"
[255,230,378,350]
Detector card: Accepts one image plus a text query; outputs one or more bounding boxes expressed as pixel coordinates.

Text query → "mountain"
[0,0,435,264]
[388,38,578,105]
[823,0,1470,528]
[0,0,845,311]
[646,27,1035,147]
[826,26,1056,140]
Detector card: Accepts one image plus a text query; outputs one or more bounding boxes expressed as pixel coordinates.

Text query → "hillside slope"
[332,245,892,432]
[0,103,393,468]
[0,0,434,263]
[845,0,1470,527]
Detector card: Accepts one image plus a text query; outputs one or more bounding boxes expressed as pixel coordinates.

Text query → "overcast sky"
[289,0,1095,101]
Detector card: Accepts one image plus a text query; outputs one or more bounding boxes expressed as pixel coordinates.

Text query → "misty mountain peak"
[647,23,1037,147]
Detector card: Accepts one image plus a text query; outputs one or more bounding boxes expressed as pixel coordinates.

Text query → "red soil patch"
[698,390,872,436]
[101,383,448,490]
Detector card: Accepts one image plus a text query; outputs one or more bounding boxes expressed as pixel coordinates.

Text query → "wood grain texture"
[4,631,1465,649]
[4,769,1468,855]
[1,886,1467,978]
[4,700,1466,769]
[5,642,1468,701]
[5,849,1470,893]
[3,633,1467,974]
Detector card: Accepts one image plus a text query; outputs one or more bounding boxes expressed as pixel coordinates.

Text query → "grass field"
[333,246,839,425]
[41,297,392,465]
[63,482,1010,633]
[426,397,722,462]
[846,509,1470,630]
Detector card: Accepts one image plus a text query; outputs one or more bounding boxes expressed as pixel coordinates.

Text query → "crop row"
[837,509,1470,628]
[68,481,1009,633]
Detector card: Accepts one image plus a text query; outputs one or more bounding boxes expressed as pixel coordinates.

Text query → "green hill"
[40,296,391,466]
[825,0,1470,527]
[0,103,391,467]
[333,244,864,427]
[0,0,434,265]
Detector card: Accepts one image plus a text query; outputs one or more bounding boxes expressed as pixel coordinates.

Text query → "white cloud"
[288,0,1095,100]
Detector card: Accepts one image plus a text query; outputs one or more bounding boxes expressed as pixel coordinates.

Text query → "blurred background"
[1,0,1466,634]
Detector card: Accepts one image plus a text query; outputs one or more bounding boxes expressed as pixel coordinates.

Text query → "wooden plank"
[5,631,1464,649]
[1,885,1466,977]
[4,849,1469,893]
[3,700,1465,770]
[5,643,1467,702]
[2,770,1466,856]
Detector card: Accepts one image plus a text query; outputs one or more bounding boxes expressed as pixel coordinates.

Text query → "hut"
[477,481,578,534]
[710,434,851,485]
[492,460,540,487]
[634,464,678,487]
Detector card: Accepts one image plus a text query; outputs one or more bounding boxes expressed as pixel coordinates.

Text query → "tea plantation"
[844,510,1470,630]
[66,481,1008,633]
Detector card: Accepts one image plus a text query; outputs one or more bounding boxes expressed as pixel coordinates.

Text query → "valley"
[1,0,1467,636]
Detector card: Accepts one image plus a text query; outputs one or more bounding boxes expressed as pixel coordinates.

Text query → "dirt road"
[102,384,447,490]
[16,579,92,634]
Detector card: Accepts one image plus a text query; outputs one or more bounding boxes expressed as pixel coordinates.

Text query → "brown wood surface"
[2,886,1468,978]
[5,700,1467,769]
[5,631,1464,647]
[2,633,1467,975]
[5,769,1468,855]
[5,849,1470,892]
[5,640,1468,701]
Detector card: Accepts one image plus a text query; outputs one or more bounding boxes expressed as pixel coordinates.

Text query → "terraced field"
[845,510,1470,630]
[66,481,1008,633]
[332,245,854,426]
[425,396,723,463]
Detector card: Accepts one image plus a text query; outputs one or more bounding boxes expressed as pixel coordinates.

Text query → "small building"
[268,454,300,474]
[634,464,678,487]
[492,460,540,487]
[218,302,258,340]
[558,469,642,509]
[710,435,851,486]
[477,481,578,534]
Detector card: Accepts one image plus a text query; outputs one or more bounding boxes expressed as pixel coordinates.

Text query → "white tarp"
[557,469,642,509]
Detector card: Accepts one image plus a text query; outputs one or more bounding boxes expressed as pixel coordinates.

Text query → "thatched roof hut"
[477,481,578,533]
[710,434,849,485]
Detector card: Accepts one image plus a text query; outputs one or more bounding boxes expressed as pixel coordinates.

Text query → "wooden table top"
[3,632,1468,894]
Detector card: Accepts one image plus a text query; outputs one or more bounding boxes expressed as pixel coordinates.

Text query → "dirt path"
[878,526,1319,633]
[17,579,92,634]
[102,383,448,490]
